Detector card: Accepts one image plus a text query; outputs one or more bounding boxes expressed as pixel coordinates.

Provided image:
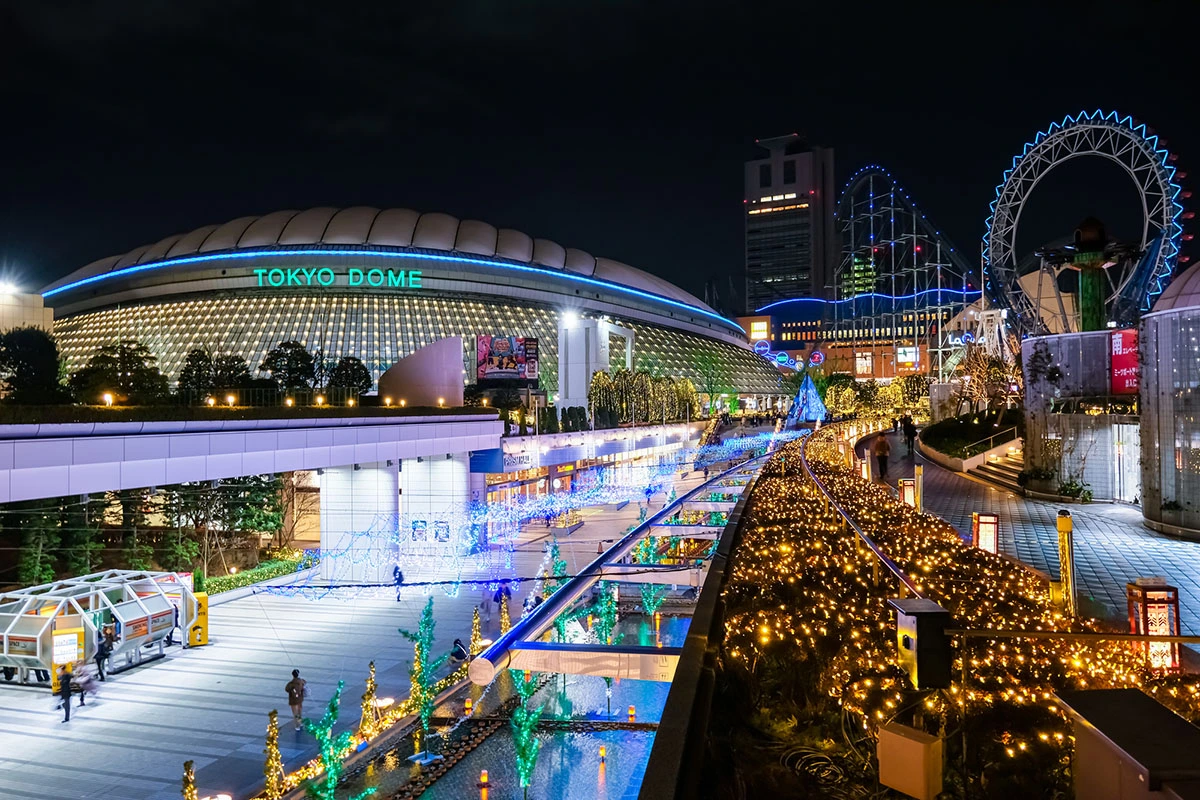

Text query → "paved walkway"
[858,431,1200,636]
[0,469,710,800]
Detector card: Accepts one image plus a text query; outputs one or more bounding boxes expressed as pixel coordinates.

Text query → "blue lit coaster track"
[983,110,1188,335]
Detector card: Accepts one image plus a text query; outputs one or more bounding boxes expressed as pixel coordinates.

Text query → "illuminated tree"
[510,670,544,799]
[640,582,667,618]
[500,593,512,634]
[398,598,450,756]
[358,661,378,739]
[469,607,483,655]
[301,680,377,800]
[591,581,622,646]
[544,538,569,595]
[263,710,285,799]
[181,760,199,800]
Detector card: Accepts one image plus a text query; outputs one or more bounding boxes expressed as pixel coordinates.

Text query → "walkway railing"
[960,425,1018,458]
[637,463,762,800]
[800,423,925,598]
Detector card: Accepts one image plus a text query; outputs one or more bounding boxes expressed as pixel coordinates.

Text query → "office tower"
[744,134,836,312]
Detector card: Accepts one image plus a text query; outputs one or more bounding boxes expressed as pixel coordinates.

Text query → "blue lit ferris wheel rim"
[982,110,1185,325]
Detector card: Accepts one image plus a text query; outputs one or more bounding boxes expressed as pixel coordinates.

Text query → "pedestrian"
[872,435,891,481]
[393,565,405,602]
[450,638,468,663]
[892,417,898,433]
[903,420,917,454]
[285,669,307,728]
[77,668,97,708]
[94,638,111,682]
[703,467,709,480]
[57,664,74,723]
[480,591,493,626]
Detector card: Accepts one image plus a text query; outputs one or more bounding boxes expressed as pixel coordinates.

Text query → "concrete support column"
[319,461,399,583]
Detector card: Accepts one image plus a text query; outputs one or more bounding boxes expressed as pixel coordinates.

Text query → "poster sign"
[897,346,919,365]
[476,336,539,381]
[150,610,175,635]
[1110,329,1139,395]
[411,520,427,541]
[8,636,38,658]
[434,521,451,543]
[125,617,149,639]
[52,629,83,664]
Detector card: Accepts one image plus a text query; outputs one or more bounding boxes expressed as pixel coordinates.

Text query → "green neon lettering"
[286,269,302,285]
[367,268,385,287]
[387,270,406,288]
[317,268,335,286]
[254,269,268,286]
[348,268,364,286]
[409,269,422,288]
[268,269,285,287]
[301,268,317,285]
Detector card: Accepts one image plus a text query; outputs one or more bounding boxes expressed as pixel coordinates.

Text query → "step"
[979,458,1022,479]
[969,464,1022,493]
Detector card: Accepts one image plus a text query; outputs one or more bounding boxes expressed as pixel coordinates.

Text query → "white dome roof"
[1151,262,1200,313]
[46,207,714,312]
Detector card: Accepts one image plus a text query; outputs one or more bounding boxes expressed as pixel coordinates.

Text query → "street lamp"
[316,395,325,406]
[437,397,445,407]
[205,396,215,407]
[384,396,393,407]
[285,397,294,407]
[102,392,114,407]
[225,394,235,407]
[347,397,356,407]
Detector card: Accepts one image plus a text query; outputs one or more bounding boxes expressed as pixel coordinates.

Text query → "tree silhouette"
[0,327,70,404]
[177,348,214,397]
[328,356,373,396]
[259,341,315,390]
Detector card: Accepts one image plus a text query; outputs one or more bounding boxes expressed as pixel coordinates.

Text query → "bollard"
[1057,510,1076,617]
[914,465,923,512]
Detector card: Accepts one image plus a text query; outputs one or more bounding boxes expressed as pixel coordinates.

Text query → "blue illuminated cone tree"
[302,680,377,800]
[398,597,450,762]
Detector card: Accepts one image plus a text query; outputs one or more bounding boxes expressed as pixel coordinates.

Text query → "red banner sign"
[1110,329,1139,395]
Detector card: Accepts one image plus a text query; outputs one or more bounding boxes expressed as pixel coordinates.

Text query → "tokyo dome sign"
[253,267,424,289]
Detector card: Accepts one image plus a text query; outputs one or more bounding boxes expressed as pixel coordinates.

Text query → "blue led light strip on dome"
[42,247,742,331]
[756,287,981,312]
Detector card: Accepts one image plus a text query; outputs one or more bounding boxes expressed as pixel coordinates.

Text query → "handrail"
[961,425,1018,455]
[799,426,924,598]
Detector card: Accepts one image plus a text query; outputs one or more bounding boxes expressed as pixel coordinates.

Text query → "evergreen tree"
[263,710,285,800]
[61,494,103,575]
[510,669,544,798]
[16,500,60,585]
[176,348,215,398]
[259,341,315,390]
[68,341,169,404]
[328,356,373,396]
[116,488,153,570]
[212,353,252,391]
[0,327,70,404]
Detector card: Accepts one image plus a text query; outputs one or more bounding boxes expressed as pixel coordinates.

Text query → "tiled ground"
[859,432,1200,636]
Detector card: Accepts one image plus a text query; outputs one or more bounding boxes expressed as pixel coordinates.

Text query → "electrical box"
[888,598,951,690]
[878,722,943,800]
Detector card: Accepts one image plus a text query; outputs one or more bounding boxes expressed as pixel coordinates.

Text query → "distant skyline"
[1,1,1193,301]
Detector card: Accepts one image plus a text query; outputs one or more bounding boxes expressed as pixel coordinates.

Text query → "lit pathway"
[0,468,711,800]
[857,431,1200,637]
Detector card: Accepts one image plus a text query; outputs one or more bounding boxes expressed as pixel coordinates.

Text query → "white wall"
[319,461,399,583]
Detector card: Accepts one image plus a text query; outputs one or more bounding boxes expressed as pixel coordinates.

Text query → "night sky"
[1,1,1193,304]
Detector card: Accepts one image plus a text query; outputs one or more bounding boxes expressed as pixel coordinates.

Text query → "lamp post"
[1057,510,1076,617]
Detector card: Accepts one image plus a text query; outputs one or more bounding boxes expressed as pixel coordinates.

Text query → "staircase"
[969,445,1024,493]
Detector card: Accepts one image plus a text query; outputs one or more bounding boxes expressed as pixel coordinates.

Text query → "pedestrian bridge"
[0,413,501,503]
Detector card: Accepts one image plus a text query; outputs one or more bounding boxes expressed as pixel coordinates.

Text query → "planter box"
[550,520,585,535]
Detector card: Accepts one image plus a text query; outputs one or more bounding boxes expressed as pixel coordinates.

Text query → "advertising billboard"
[476,336,539,381]
[1110,328,1139,395]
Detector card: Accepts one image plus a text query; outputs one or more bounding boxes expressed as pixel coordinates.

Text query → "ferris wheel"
[983,110,1187,335]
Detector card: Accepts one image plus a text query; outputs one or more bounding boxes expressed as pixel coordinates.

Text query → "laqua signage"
[253,267,424,289]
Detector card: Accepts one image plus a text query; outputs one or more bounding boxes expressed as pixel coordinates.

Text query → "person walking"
[480,590,493,627]
[285,669,307,729]
[57,665,74,723]
[872,435,891,481]
[450,638,468,663]
[903,419,917,454]
[94,638,111,682]
[393,565,405,602]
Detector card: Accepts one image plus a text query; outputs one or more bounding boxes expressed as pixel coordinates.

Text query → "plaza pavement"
[0,469,712,800]
[857,431,1200,637]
